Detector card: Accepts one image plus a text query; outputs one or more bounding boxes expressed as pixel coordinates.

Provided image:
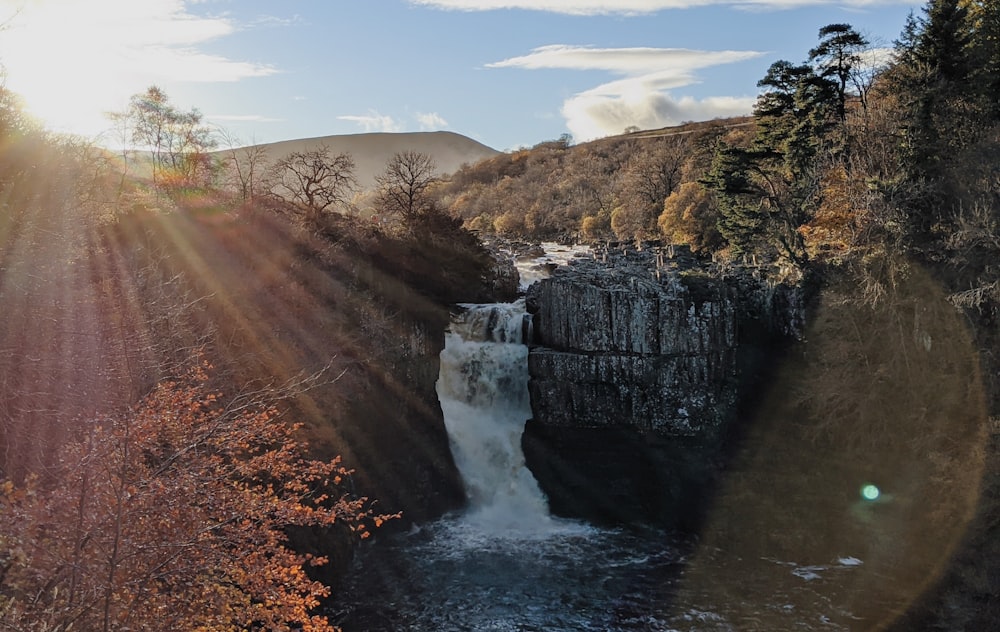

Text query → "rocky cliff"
[522,245,802,527]
[526,254,737,435]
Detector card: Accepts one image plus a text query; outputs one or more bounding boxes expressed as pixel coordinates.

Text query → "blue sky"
[0,0,922,151]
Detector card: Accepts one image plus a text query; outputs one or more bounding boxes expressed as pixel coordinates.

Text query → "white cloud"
[489,44,763,141]
[136,48,277,84]
[411,0,913,14]
[416,112,449,130]
[859,46,897,71]
[489,45,762,86]
[0,1,274,73]
[0,0,278,137]
[248,14,303,28]
[338,111,404,133]
[337,111,450,133]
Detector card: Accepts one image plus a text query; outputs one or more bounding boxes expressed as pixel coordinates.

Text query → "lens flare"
[861,484,880,501]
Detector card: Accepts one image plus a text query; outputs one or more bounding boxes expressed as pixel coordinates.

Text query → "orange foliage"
[801,164,858,255]
[579,214,610,241]
[0,363,390,632]
[658,181,722,251]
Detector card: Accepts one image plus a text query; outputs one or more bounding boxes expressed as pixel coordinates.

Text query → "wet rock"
[484,247,520,302]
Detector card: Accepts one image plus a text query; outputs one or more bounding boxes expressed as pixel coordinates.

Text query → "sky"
[0,0,925,151]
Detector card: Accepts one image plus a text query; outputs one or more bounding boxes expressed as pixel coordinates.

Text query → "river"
[329,297,696,631]
[328,246,895,631]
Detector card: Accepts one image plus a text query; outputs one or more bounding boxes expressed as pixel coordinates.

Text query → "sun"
[0,1,136,138]
[6,66,122,138]
[0,0,275,141]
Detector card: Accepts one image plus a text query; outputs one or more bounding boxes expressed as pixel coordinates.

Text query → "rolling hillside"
[234,130,500,190]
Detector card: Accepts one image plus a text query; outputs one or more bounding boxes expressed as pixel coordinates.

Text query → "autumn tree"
[614,136,689,239]
[0,78,31,148]
[0,363,387,632]
[126,86,217,187]
[580,213,611,241]
[267,146,358,226]
[375,150,438,221]
[560,140,622,221]
[658,181,721,251]
[0,77,57,200]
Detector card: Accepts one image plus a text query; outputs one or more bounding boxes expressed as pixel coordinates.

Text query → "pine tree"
[704,144,766,258]
[891,4,972,168]
[889,0,979,235]
[707,58,838,264]
[963,0,1000,120]
[809,24,870,123]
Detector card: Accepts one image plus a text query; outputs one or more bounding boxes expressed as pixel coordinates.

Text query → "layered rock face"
[525,252,738,436]
[522,246,798,528]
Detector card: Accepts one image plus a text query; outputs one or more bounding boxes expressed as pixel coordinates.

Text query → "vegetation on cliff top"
[438,0,1000,294]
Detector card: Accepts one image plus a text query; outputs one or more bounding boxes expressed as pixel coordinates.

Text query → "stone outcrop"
[485,247,521,301]
[522,244,803,528]
[525,249,738,436]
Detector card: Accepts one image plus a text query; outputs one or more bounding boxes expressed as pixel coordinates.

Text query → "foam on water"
[514,242,591,291]
[435,299,563,535]
[331,243,869,631]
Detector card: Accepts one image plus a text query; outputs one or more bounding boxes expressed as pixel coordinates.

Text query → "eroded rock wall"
[522,245,803,528]
[525,253,738,436]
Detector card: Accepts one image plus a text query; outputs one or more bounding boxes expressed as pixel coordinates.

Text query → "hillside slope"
[241,130,499,189]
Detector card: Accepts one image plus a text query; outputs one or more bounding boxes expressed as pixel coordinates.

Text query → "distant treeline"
[436,0,1000,283]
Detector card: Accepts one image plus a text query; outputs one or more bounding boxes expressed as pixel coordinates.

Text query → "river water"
[328,246,898,631]
[330,298,697,631]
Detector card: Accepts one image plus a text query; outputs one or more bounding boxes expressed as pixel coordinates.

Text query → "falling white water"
[435,299,557,533]
[335,245,867,631]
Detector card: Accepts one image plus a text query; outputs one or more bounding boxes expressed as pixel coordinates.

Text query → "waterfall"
[435,299,553,532]
[337,243,868,632]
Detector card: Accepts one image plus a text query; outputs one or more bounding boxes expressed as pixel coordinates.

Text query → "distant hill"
[581,116,755,146]
[232,131,500,190]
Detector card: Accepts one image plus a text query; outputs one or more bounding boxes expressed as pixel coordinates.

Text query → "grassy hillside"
[222,130,499,190]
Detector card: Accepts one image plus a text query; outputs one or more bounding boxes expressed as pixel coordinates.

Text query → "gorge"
[331,244,909,631]
[332,238,993,631]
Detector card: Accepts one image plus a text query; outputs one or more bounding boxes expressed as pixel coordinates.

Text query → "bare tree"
[375,150,438,220]
[219,130,269,204]
[267,146,357,225]
[614,136,689,238]
[847,36,890,126]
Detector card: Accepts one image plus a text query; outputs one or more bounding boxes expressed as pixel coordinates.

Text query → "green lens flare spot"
[861,484,880,501]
